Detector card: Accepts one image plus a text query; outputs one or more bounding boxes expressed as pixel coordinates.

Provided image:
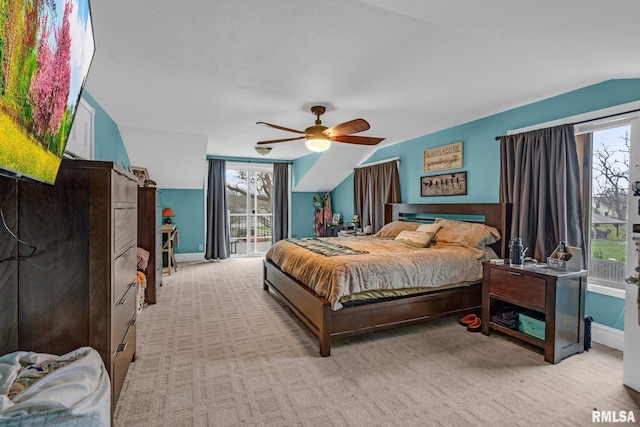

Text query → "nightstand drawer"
[489,269,545,309]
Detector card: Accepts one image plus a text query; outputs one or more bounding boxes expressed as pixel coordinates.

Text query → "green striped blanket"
[287,238,369,257]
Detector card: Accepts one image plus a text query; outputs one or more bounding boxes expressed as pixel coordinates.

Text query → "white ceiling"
[85,0,640,190]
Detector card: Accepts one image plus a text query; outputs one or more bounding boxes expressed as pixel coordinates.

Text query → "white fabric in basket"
[0,347,110,426]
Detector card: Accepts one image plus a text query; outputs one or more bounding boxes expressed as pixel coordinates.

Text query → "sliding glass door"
[226,163,273,255]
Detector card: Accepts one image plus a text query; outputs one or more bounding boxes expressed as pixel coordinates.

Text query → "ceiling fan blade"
[257,121,306,135]
[330,135,385,145]
[323,118,370,137]
[257,136,306,145]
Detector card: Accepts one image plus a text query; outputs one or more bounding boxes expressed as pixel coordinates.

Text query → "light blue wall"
[291,192,317,238]
[82,91,131,169]
[586,292,625,330]
[160,188,205,254]
[329,79,640,331]
[332,79,640,223]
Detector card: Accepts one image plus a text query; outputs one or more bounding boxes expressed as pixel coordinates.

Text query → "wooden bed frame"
[263,202,512,356]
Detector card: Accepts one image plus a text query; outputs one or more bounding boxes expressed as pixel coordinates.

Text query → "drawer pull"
[507,271,523,277]
[116,342,127,353]
[117,298,127,306]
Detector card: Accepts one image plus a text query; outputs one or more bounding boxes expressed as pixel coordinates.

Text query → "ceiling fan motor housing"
[306,125,329,139]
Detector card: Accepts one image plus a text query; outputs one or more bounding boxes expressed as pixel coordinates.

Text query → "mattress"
[266,235,494,310]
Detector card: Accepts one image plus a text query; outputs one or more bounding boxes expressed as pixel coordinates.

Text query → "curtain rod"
[354,157,400,169]
[494,107,640,140]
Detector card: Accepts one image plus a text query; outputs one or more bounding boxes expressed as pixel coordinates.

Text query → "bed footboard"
[263,260,332,356]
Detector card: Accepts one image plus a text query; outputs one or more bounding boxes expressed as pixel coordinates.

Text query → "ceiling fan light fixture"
[305,137,331,152]
[254,146,272,156]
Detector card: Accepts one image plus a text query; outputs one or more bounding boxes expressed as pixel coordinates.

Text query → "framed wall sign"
[420,171,467,197]
[423,141,463,172]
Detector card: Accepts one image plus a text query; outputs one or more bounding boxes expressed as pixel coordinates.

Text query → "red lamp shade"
[162,207,175,224]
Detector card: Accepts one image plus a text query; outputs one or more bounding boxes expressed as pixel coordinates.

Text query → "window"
[579,123,630,290]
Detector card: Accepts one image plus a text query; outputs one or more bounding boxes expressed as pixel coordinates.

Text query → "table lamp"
[162,207,175,224]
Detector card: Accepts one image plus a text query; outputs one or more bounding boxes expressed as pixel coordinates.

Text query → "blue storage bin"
[518,312,545,340]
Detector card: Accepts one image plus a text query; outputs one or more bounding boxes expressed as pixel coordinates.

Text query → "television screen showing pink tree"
[0,0,95,184]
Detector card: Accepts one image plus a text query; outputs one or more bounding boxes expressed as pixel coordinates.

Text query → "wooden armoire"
[137,186,162,303]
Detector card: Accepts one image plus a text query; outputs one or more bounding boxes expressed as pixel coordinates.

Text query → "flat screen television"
[0,0,95,185]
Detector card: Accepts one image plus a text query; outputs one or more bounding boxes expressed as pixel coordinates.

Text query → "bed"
[263,202,512,356]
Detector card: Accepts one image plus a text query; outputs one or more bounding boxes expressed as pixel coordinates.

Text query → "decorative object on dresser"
[481,261,587,364]
[138,187,162,304]
[0,160,138,412]
[129,166,150,186]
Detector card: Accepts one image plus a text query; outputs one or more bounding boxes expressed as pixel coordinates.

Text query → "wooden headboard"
[384,203,513,258]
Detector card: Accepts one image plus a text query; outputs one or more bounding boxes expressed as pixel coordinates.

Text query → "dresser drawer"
[488,269,546,310]
[113,172,137,203]
[112,282,137,352]
[114,207,136,253]
[112,323,136,406]
[113,245,137,303]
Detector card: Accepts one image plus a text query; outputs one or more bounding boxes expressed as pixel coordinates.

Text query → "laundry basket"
[0,347,110,427]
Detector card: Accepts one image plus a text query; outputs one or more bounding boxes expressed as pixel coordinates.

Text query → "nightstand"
[481,261,587,364]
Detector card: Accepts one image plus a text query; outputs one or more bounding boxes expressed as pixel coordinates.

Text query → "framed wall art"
[420,171,467,197]
[423,141,463,172]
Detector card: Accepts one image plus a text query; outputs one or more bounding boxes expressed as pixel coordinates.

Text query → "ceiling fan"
[256,105,385,152]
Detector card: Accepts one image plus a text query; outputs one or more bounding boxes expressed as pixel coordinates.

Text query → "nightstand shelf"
[488,320,544,348]
[481,261,587,364]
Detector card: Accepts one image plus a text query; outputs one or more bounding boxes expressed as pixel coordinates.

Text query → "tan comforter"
[266,236,490,310]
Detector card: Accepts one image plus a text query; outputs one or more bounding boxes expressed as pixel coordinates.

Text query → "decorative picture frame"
[423,141,463,172]
[420,171,467,197]
[332,213,341,225]
[130,166,149,185]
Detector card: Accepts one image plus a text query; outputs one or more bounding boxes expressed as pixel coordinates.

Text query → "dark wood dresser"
[137,187,162,303]
[481,261,587,364]
[2,160,138,409]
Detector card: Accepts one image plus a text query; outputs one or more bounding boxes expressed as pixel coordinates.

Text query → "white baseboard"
[592,322,624,351]
[174,252,205,262]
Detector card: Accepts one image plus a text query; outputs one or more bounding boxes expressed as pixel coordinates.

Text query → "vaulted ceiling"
[84,0,640,190]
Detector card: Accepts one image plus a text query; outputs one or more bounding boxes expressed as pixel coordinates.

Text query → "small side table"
[481,261,587,364]
[161,225,178,275]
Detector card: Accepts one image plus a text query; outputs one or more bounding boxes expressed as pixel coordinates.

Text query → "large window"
[581,123,630,290]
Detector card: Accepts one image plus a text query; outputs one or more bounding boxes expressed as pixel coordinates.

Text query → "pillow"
[434,218,501,249]
[416,223,442,234]
[394,230,436,248]
[374,221,421,238]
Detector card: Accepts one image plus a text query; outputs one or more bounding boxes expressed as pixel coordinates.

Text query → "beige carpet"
[114,258,640,426]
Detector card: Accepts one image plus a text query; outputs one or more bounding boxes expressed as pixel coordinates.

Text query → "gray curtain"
[272,162,289,244]
[354,160,401,233]
[499,124,585,264]
[205,159,230,260]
